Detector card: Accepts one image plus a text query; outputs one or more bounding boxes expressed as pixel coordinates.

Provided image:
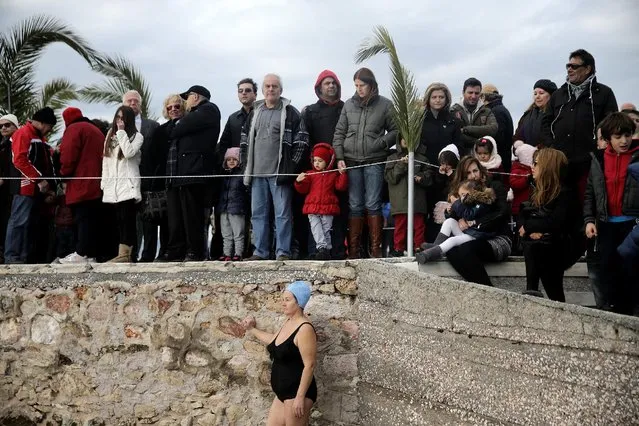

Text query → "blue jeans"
[4,195,35,263]
[251,177,293,258]
[347,163,384,217]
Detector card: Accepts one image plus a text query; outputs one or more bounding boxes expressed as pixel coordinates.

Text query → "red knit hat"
[311,143,334,169]
[62,107,83,126]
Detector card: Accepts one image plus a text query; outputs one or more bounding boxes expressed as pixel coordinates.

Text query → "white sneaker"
[58,252,88,264]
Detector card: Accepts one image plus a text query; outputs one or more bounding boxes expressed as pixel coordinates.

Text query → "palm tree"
[355,26,424,256]
[80,54,157,120]
[0,15,97,123]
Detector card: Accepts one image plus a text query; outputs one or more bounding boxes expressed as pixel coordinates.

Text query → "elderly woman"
[150,95,186,262]
[242,281,317,425]
[513,79,557,147]
[443,156,512,285]
[333,67,397,258]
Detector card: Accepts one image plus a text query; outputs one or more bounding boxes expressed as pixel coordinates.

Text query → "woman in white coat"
[102,106,143,262]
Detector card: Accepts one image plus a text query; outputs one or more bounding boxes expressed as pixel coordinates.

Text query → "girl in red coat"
[295,143,348,260]
[509,141,537,217]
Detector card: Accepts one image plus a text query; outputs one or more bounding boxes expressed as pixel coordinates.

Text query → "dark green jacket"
[384,147,432,215]
[450,102,498,154]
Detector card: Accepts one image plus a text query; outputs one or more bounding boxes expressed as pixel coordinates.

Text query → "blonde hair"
[531,148,567,207]
[122,90,142,104]
[423,82,452,110]
[162,94,185,120]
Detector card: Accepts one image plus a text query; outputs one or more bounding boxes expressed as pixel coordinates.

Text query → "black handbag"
[140,190,167,224]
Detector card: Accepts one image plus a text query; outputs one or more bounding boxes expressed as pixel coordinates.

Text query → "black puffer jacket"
[217,166,247,215]
[417,109,461,165]
[545,77,617,167]
[170,100,221,187]
[584,144,639,224]
[140,120,172,192]
[475,178,510,235]
[486,99,514,172]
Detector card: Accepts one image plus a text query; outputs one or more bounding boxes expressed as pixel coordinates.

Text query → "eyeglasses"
[566,63,586,70]
[0,123,15,129]
[238,88,253,94]
[166,104,181,111]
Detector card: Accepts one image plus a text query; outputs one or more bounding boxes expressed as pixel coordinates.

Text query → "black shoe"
[389,250,405,257]
[155,253,183,262]
[246,254,266,261]
[522,290,544,298]
[315,248,331,260]
[184,253,204,262]
[276,255,290,261]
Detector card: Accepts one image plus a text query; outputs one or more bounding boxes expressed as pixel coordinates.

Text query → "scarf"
[567,74,594,100]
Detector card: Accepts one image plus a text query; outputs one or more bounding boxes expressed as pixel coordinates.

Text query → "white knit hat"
[0,114,19,128]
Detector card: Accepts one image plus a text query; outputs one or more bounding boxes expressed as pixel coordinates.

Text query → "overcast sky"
[2,0,638,127]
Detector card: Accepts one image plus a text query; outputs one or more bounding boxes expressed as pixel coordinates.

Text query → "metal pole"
[407,150,414,257]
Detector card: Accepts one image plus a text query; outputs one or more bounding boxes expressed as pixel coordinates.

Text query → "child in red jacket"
[295,143,348,260]
[509,141,537,217]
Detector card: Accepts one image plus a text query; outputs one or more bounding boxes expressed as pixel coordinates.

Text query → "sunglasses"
[166,104,181,111]
[0,123,15,129]
[238,88,253,94]
[566,63,586,70]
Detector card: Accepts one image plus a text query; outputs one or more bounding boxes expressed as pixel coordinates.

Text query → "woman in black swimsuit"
[242,281,318,425]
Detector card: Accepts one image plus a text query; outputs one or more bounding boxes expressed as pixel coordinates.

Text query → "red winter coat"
[11,122,54,196]
[294,169,348,215]
[59,118,104,205]
[509,161,532,215]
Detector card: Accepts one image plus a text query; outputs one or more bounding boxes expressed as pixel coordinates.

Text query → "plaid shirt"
[165,138,178,188]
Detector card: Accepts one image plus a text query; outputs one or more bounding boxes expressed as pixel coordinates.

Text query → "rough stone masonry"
[0,261,359,425]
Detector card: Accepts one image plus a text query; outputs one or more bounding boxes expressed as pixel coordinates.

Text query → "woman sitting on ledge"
[435,156,512,286]
[242,281,317,425]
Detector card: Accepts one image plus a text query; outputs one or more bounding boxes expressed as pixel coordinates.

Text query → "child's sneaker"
[231,255,242,262]
[218,256,231,262]
[58,252,88,264]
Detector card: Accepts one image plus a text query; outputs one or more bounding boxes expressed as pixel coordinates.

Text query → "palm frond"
[355,26,424,151]
[0,15,98,122]
[80,53,156,120]
[39,78,78,110]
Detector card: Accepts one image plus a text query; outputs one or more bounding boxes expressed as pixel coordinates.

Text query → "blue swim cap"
[285,281,312,309]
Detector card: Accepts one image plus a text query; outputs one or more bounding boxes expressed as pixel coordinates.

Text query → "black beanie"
[533,79,557,94]
[32,107,57,126]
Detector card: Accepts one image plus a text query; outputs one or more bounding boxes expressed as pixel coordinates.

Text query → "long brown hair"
[531,148,567,207]
[105,106,137,158]
[449,156,488,196]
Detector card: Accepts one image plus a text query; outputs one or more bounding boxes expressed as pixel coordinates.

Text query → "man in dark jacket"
[56,107,104,263]
[211,78,257,259]
[164,85,221,261]
[545,49,618,199]
[480,84,514,172]
[0,114,19,263]
[241,74,304,261]
[450,78,498,155]
[297,69,346,259]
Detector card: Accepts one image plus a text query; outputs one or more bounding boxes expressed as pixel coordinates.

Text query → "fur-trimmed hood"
[463,187,496,205]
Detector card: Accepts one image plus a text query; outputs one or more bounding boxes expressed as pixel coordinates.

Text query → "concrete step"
[392,257,595,308]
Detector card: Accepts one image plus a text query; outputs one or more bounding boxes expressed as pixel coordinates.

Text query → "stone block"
[31,314,61,344]
[0,318,20,343]
[218,316,245,338]
[45,294,71,314]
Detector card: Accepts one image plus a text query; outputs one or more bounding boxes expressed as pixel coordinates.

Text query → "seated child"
[295,143,348,260]
[425,144,459,244]
[416,179,496,263]
[473,136,507,188]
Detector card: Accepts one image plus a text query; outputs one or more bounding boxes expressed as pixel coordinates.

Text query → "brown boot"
[108,244,132,263]
[367,215,384,258]
[347,217,365,259]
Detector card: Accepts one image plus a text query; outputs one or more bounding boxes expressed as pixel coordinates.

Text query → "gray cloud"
[2,0,638,128]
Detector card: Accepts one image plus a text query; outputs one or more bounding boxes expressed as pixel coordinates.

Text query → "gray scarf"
[567,74,594,100]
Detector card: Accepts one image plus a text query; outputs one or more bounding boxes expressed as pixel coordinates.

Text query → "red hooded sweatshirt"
[604,142,639,216]
[11,122,54,196]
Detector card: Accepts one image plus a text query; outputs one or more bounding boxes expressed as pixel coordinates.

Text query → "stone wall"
[357,261,639,425]
[0,262,359,425]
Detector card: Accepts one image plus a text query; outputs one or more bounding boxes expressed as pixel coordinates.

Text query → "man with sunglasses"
[211,78,258,259]
[0,114,19,263]
[545,49,618,201]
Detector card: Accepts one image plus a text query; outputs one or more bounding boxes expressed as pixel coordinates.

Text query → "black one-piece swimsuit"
[267,322,318,403]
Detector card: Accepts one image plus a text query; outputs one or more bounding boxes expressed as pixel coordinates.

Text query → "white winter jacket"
[101,130,143,204]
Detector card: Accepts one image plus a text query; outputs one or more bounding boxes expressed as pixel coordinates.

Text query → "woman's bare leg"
[283,398,314,426]
[266,397,286,426]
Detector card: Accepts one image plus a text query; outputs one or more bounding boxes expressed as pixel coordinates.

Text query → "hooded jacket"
[10,122,55,197]
[59,116,104,204]
[241,97,303,186]
[294,143,348,215]
[216,157,247,216]
[584,141,639,224]
[384,140,432,215]
[450,101,498,154]
[300,70,344,147]
[333,92,398,164]
[545,76,617,168]
[617,163,639,260]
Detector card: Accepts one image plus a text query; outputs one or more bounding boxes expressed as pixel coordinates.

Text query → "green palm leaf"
[80,54,156,120]
[0,15,97,122]
[355,26,424,152]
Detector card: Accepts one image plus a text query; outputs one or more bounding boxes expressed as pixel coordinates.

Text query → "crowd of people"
[0,48,637,316]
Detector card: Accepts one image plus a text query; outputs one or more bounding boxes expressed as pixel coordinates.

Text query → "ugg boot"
[108,244,132,263]
[367,215,384,258]
[348,217,365,259]
[420,232,449,251]
[415,246,443,264]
